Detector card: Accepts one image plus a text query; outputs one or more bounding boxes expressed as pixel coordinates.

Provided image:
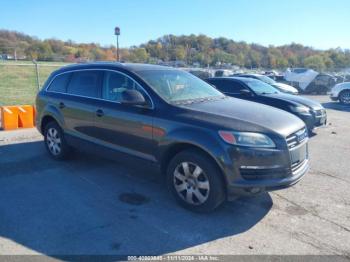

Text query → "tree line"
[1,29,350,71]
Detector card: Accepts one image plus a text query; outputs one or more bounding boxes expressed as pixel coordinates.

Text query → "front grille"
[286,128,308,149]
[286,128,309,174]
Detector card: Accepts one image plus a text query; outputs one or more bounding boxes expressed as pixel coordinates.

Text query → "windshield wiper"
[172,96,224,105]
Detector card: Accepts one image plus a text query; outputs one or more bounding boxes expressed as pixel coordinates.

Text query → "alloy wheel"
[46,127,62,156]
[340,92,350,104]
[173,162,210,205]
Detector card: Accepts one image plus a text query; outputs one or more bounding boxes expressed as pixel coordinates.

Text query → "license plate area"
[290,142,308,165]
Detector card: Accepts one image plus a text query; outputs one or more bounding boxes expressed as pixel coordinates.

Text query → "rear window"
[67,71,102,98]
[47,73,71,93]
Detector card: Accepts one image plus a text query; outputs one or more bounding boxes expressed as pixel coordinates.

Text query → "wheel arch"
[339,88,350,96]
[40,115,59,133]
[160,142,228,189]
[39,104,65,134]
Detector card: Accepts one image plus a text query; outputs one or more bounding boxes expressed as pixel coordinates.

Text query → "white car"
[330,82,350,105]
[236,74,299,94]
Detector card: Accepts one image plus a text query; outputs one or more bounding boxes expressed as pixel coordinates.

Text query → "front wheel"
[44,121,71,160]
[166,149,226,213]
[339,90,350,105]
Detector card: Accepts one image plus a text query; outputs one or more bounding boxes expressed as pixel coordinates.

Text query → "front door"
[93,70,155,162]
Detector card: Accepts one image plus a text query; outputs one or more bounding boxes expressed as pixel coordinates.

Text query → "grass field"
[0,61,69,106]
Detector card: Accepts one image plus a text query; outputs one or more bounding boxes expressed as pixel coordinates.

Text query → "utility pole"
[114,27,120,61]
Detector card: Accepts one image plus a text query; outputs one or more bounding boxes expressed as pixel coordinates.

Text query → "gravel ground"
[0,95,349,258]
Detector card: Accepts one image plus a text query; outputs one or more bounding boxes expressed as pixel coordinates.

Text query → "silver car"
[330,82,350,105]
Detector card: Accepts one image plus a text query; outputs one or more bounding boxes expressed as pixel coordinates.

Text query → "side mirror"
[240,89,252,96]
[120,90,147,106]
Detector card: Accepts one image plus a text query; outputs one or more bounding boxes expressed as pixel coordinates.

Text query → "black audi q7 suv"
[207,77,327,133]
[36,63,309,212]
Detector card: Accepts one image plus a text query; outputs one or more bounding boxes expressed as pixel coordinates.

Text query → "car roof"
[55,62,174,75]
[208,76,257,83]
[238,73,263,77]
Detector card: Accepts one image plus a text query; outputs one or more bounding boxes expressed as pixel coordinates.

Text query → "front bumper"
[220,136,309,200]
[226,159,309,200]
[330,94,338,101]
[297,109,327,131]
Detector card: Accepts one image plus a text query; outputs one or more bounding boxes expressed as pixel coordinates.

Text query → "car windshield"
[257,75,276,85]
[137,69,225,103]
[245,79,280,95]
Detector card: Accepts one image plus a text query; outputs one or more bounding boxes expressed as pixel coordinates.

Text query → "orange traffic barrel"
[18,105,35,128]
[1,106,19,130]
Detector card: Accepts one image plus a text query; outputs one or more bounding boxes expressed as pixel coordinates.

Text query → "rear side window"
[209,79,246,94]
[47,73,71,93]
[67,71,102,98]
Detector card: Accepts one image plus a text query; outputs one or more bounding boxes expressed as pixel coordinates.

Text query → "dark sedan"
[207,77,327,132]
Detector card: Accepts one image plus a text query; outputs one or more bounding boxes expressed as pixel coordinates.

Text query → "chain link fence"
[0,61,69,106]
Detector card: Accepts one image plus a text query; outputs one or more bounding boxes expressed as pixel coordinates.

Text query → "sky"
[0,0,349,50]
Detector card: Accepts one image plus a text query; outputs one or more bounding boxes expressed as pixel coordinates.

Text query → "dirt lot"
[0,96,349,257]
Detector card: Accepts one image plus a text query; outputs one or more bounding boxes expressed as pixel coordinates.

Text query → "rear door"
[61,70,103,141]
[93,70,155,162]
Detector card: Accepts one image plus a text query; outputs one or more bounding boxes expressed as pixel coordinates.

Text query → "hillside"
[1,29,350,71]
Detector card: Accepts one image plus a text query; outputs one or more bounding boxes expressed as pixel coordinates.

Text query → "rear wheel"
[339,90,350,105]
[166,149,225,212]
[44,121,71,160]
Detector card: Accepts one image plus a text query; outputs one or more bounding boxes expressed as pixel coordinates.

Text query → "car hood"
[265,93,323,110]
[178,97,305,137]
[272,83,298,94]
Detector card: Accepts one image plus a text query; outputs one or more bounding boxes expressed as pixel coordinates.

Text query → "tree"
[304,55,326,71]
[1,29,350,71]
[174,46,186,60]
[128,48,149,62]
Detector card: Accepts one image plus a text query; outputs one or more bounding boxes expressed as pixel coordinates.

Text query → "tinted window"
[67,71,102,98]
[210,79,245,94]
[48,73,71,93]
[102,71,150,104]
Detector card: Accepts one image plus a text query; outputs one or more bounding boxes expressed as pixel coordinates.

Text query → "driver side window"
[102,71,149,104]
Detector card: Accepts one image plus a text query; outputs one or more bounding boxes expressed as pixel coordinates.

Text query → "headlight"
[218,131,276,148]
[289,105,310,114]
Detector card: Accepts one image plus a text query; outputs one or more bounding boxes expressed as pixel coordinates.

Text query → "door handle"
[59,102,65,109]
[96,109,104,117]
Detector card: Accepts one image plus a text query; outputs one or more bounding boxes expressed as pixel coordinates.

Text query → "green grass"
[0,61,70,106]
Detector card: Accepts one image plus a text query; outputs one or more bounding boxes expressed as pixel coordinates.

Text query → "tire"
[44,121,71,160]
[339,90,350,105]
[166,149,226,213]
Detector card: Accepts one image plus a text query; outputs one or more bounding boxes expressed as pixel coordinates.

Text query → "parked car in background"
[330,82,350,105]
[235,73,299,94]
[36,63,309,212]
[207,77,326,132]
[186,69,213,80]
[215,69,233,77]
[284,68,336,94]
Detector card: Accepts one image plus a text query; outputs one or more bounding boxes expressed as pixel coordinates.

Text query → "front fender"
[158,127,232,182]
